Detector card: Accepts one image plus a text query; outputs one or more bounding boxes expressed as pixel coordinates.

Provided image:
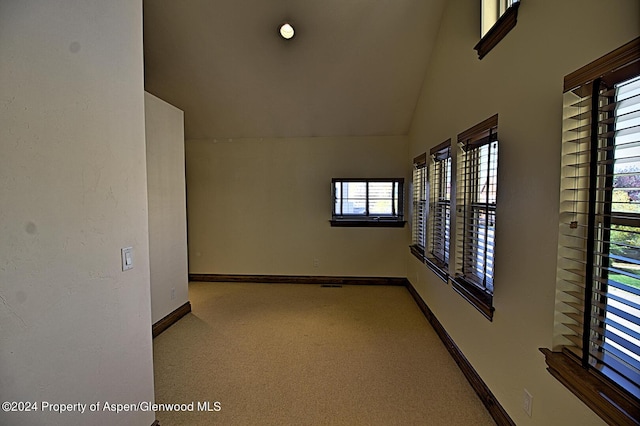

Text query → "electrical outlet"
[523,389,533,417]
[313,258,320,268]
[171,287,176,300]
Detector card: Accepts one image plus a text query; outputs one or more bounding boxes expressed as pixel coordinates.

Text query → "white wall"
[145,92,189,324]
[407,0,639,424]
[0,1,155,425]
[186,136,410,277]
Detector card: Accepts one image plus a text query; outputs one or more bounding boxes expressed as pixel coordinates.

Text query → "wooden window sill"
[474,2,520,60]
[540,348,640,425]
[425,257,448,283]
[330,219,406,228]
[452,277,494,320]
[410,245,426,263]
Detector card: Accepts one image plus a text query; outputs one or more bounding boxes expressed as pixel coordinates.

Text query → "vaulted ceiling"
[143,0,445,140]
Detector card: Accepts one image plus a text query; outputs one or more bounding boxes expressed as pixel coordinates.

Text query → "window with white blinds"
[453,115,499,320]
[559,55,640,396]
[411,154,427,260]
[331,178,405,227]
[543,37,640,425]
[427,140,452,279]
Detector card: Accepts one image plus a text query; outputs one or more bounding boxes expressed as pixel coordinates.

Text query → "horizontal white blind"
[558,83,591,359]
[413,155,427,251]
[429,142,452,267]
[559,66,640,396]
[456,117,498,295]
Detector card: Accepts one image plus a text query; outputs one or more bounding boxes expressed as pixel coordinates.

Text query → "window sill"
[330,219,406,228]
[425,257,448,283]
[451,277,494,320]
[474,2,520,60]
[410,245,426,263]
[540,348,640,426]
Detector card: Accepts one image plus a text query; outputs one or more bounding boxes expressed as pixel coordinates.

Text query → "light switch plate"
[121,247,133,271]
[523,388,533,417]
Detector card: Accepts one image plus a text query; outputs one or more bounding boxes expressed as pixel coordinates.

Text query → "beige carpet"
[153,282,496,425]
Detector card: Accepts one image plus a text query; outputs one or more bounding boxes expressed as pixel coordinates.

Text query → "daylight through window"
[453,115,499,320]
[331,178,405,227]
[543,37,640,425]
[411,155,428,260]
[475,0,520,59]
[481,0,520,37]
[427,140,452,279]
[559,70,640,397]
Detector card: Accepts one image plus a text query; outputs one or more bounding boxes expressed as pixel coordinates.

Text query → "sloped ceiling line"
[143,0,445,140]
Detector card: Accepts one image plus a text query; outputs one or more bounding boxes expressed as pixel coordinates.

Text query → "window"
[411,154,427,260]
[453,115,499,320]
[331,178,405,227]
[426,140,452,280]
[475,0,520,59]
[542,37,640,425]
[481,0,519,37]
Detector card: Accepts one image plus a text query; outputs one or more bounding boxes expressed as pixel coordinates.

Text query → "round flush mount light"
[279,22,295,40]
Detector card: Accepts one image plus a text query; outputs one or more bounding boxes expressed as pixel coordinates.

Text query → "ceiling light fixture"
[279,22,295,40]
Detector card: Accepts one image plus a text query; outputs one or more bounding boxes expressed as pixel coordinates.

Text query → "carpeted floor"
[152,282,496,425]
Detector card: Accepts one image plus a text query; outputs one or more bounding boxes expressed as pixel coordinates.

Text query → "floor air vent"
[320,284,343,288]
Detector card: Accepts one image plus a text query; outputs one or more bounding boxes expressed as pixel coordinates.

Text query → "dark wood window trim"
[410,244,427,263]
[331,178,405,228]
[564,37,640,93]
[542,36,640,426]
[430,139,452,159]
[425,139,452,283]
[455,115,499,321]
[540,349,640,426]
[410,153,428,258]
[330,219,406,227]
[457,114,498,145]
[410,251,449,283]
[474,2,520,60]
[425,257,448,283]
[452,277,494,320]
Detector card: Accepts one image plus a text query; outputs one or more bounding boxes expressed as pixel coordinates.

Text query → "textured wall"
[407,0,640,424]
[0,1,155,425]
[186,136,410,277]
[145,92,189,324]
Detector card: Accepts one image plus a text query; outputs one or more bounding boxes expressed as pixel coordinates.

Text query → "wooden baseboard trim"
[189,273,407,287]
[404,280,515,426]
[152,301,192,338]
[186,273,512,423]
